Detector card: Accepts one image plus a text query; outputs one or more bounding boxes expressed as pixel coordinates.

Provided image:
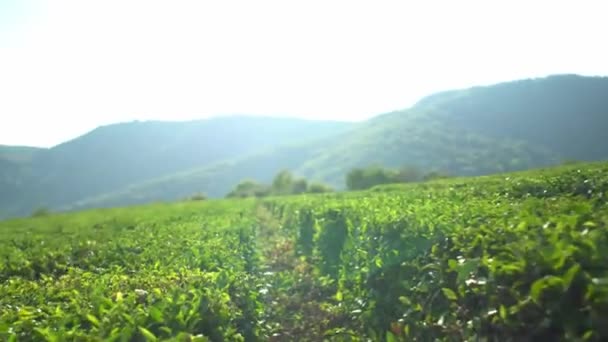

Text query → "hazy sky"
[1,0,607,147]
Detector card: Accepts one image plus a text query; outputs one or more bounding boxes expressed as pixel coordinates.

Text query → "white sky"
[1,0,607,147]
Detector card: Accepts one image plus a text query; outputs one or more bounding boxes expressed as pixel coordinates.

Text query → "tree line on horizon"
[223,165,451,199]
[225,170,335,198]
[32,165,450,215]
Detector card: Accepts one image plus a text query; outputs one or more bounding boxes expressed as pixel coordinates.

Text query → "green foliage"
[2,158,608,340]
[30,207,51,217]
[291,178,308,195]
[271,170,296,195]
[422,170,451,181]
[396,165,424,182]
[226,180,271,198]
[346,166,398,190]
[561,159,583,165]
[269,170,313,196]
[227,170,329,198]
[185,192,207,201]
[307,182,334,193]
[264,161,608,340]
[0,201,264,341]
[346,165,448,190]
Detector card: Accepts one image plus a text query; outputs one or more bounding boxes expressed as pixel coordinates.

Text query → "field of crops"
[1,162,608,341]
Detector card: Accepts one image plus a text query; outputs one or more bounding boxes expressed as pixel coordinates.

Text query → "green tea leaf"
[149,307,164,322]
[442,288,458,301]
[386,331,398,342]
[34,327,56,342]
[191,334,210,342]
[563,264,581,289]
[530,276,565,303]
[592,277,608,286]
[86,314,100,328]
[122,313,135,325]
[398,296,411,305]
[499,305,507,320]
[583,330,595,340]
[138,327,157,342]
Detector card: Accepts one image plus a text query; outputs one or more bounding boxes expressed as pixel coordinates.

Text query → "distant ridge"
[2,74,608,217]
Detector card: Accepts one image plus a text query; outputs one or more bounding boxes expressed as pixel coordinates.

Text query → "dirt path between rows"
[254,205,347,341]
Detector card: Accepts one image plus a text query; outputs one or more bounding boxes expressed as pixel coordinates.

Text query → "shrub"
[31,207,51,217]
[307,182,334,193]
[186,192,207,201]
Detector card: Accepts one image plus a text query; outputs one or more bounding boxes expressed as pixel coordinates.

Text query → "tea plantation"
[1,162,608,341]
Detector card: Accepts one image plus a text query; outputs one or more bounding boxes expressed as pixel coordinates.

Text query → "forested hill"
[0,117,353,218]
[31,116,351,201]
[0,146,46,217]
[2,74,608,216]
[411,74,608,160]
[292,74,608,183]
[69,74,608,210]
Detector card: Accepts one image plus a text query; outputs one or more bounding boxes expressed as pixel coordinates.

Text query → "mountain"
[0,116,353,218]
[0,145,45,164]
[0,145,47,216]
[2,74,608,217]
[295,74,608,181]
[65,74,608,210]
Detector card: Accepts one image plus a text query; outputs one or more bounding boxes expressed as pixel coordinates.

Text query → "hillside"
[70,74,608,209]
[0,117,352,218]
[0,146,46,216]
[0,145,45,164]
[3,74,608,216]
[298,74,608,181]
